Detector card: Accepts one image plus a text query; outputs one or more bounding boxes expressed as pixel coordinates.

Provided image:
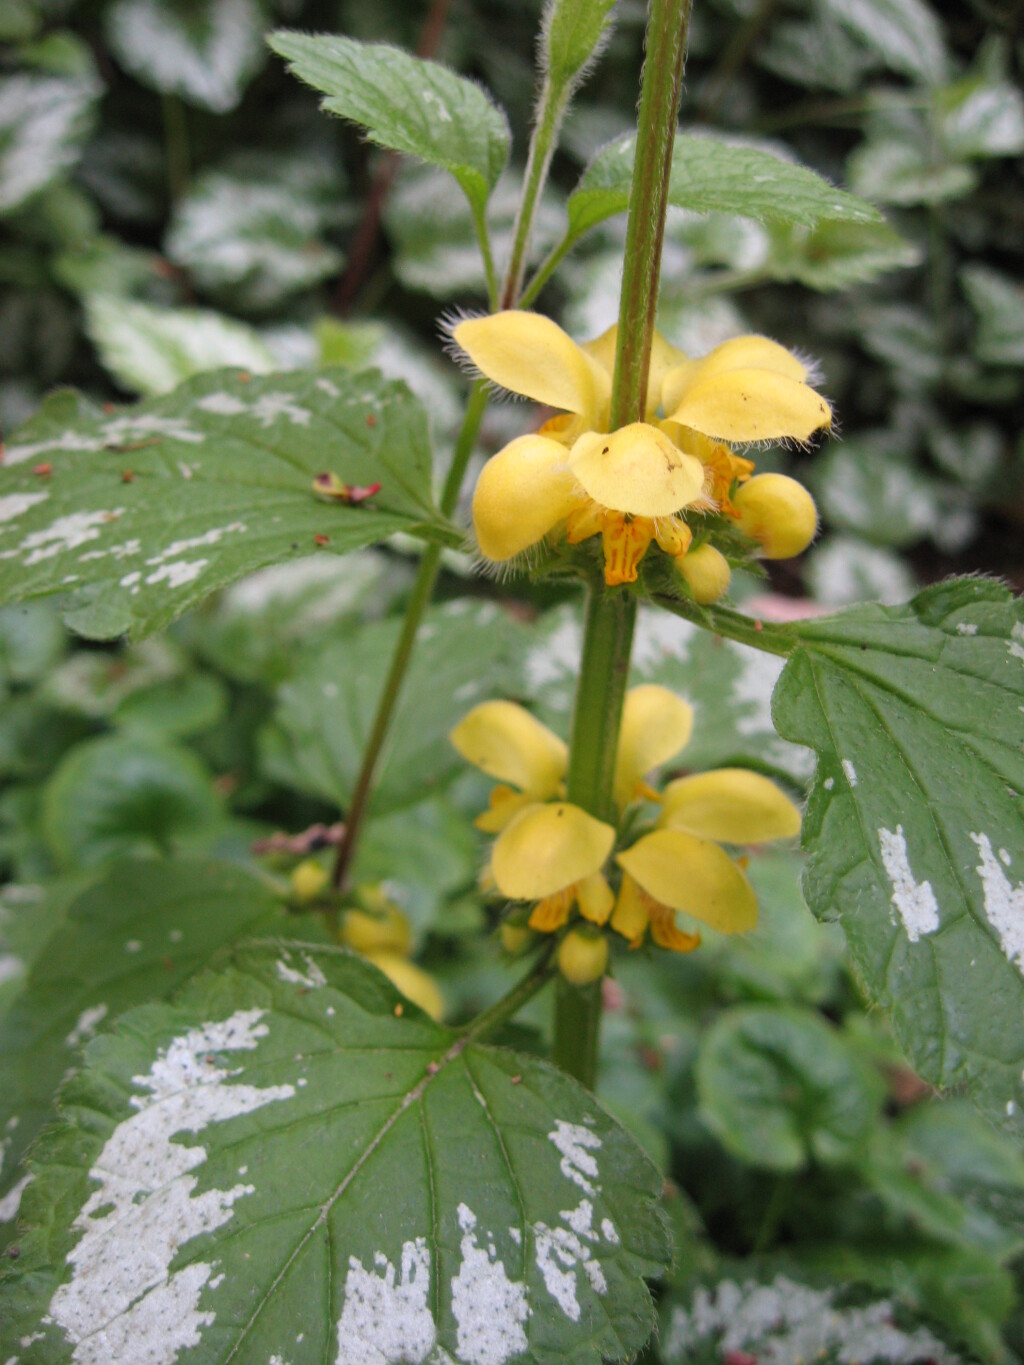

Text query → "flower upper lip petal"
[617,828,758,933]
[453,311,611,429]
[491,801,616,900]
[613,685,694,810]
[449,700,567,800]
[567,423,705,517]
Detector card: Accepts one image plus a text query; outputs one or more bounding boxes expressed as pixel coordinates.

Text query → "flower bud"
[500,922,533,955]
[731,474,817,559]
[370,952,444,1021]
[341,903,412,956]
[290,858,328,903]
[676,543,731,604]
[557,928,609,986]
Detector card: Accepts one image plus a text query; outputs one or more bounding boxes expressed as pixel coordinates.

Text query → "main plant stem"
[331,381,489,890]
[552,0,692,1089]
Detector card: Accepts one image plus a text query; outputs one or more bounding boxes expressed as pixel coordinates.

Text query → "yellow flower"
[450,687,802,954]
[455,312,706,585]
[453,312,831,587]
[610,768,802,951]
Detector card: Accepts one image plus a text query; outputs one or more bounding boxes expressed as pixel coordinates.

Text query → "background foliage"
[1,0,1023,1360]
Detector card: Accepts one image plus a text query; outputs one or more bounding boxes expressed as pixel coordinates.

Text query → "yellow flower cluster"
[452,312,827,593]
[450,687,801,982]
[290,862,444,1018]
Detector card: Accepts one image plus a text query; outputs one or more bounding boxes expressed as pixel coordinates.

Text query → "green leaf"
[165,162,344,313]
[0,859,287,1239]
[772,579,1024,1134]
[41,733,225,868]
[757,14,877,93]
[3,944,669,1362]
[861,1099,1024,1260]
[84,294,277,396]
[41,635,186,718]
[0,68,100,215]
[696,1005,884,1171]
[266,600,524,814]
[961,266,1024,366]
[0,366,444,640]
[0,602,66,684]
[820,0,947,83]
[184,549,404,685]
[104,0,268,113]
[809,440,976,551]
[847,137,976,207]
[660,1270,973,1364]
[543,0,616,89]
[938,76,1024,159]
[764,219,920,291]
[567,133,881,243]
[269,31,510,220]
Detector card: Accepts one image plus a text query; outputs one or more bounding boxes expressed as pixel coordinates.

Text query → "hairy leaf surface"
[2,944,669,1363]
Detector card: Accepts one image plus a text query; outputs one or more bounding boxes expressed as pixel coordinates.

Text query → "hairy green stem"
[500,63,570,308]
[331,381,489,891]
[554,0,693,1090]
[462,942,556,1044]
[565,584,638,820]
[652,593,797,656]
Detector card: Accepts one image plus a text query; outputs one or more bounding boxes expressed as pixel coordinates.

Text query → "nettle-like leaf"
[660,1272,970,1365]
[567,132,881,243]
[764,219,920,291]
[265,599,524,814]
[104,0,268,113]
[2,944,669,1363]
[165,166,344,313]
[543,0,617,90]
[0,68,100,215]
[269,31,510,223]
[0,366,450,640]
[961,265,1024,367]
[820,0,948,83]
[695,1005,885,1172]
[84,294,277,396]
[773,578,1024,1133]
[0,860,288,1244]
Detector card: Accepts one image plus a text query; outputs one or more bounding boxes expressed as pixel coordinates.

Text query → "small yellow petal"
[614,684,694,811]
[732,473,818,559]
[472,435,581,561]
[667,370,832,444]
[341,904,412,956]
[565,501,605,545]
[580,324,617,379]
[662,335,810,414]
[454,311,610,426]
[601,513,654,586]
[529,887,575,932]
[661,769,802,843]
[648,904,701,954]
[370,952,444,1021]
[610,874,649,944]
[568,423,705,518]
[558,928,609,985]
[474,785,533,833]
[450,701,567,801]
[653,517,693,558]
[583,326,688,419]
[617,829,757,933]
[675,543,731,604]
[577,872,614,925]
[492,802,615,900]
